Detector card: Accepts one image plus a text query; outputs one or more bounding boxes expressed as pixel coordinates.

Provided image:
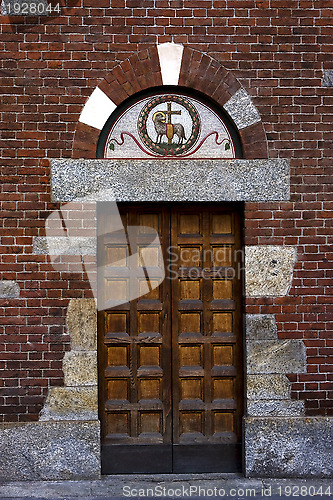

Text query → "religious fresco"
[101,94,238,159]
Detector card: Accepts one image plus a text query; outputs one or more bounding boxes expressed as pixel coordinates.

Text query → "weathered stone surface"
[322,69,333,87]
[0,479,93,497]
[247,400,305,417]
[246,316,306,418]
[246,314,277,340]
[39,387,98,421]
[0,280,20,298]
[247,374,291,400]
[223,88,261,129]
[0,475,331,496]
[63,351,97,386]
[245,246,297,297]
[0,421,100,480]
[66,298,97,351]
[245,417,333,477]
[51,159,290,203]
[33,236,96,255]
[247,339,306,374]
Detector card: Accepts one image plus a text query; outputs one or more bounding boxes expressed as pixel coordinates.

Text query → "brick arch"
[72,44,268,160]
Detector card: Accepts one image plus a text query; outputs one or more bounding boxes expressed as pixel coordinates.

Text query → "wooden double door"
[98,203,243,474]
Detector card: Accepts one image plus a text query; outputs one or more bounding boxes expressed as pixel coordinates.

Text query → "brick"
[0,3,332,421]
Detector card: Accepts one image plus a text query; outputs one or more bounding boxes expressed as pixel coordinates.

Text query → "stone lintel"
[245,417,333,478]
[51,159,290,203]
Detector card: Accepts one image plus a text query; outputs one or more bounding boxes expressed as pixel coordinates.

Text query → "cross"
[165,102,181,144]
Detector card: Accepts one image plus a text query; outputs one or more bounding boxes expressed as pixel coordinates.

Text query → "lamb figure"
[152,111,186,145]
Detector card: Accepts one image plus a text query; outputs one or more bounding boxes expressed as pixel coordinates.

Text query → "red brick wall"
[0,0,332,421]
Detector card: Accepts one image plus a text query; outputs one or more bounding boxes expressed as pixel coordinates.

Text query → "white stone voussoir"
[157,42,184,86]
[79,87,117,130]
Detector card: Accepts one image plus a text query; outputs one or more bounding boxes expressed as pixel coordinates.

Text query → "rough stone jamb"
[72,44,268,160]
[245,246,297,297]
[157,42,183,85]
[245,314,306,417]
[39,298,98,421]
[0,299,101,480]
[244,248,306,417]
[0,420,100,481]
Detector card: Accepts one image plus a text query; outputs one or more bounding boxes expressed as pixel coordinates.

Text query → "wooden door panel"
[171,206,243,449]
[99,203,243,473]
[98,204,172,472]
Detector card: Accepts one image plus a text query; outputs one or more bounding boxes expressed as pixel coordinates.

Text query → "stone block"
[245,417,333,477]
[0,421,100,481]
[247,400,305,417]
[33,236,96,255]
[66,298,97,351]
[0,280,20,298]
[63,351,97,386]
[51,159,290,203]
[223,88,261,130]
[322,69,333,87]
[246,314,277,340]
[245,246,297,297]
[39,386,98,421]
[247,339,306,374]
[247,374,291,400]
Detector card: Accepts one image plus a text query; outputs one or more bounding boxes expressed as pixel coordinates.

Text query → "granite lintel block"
[0,421,101,481]
[50,159,290,203]
[245,417,333,478]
